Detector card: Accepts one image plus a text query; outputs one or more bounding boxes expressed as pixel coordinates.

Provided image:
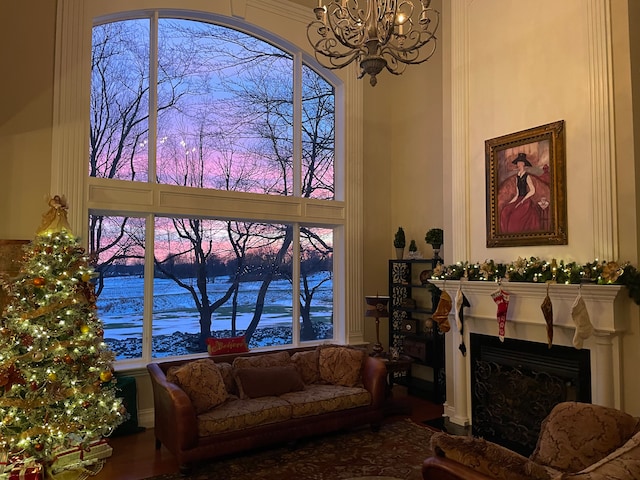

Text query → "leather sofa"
[422,402,640,480]
[147,345,386,474]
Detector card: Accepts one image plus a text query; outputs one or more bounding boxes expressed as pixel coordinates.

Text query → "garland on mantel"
[430,257,640,305]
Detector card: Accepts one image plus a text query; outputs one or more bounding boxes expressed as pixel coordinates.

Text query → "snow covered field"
[98,275,333,359]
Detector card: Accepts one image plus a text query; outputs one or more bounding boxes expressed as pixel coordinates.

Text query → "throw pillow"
[232,351,291,369]
[235,365,304,399]
[206,336,249,356]
[216,362,238,397]
[170,359,228,414]
[291,349,320,384]
[318,345,366,387]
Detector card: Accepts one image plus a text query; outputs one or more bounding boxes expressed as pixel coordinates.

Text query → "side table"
[375,354,414,416]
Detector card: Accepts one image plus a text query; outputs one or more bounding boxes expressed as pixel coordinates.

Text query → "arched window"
[52,0,364,367]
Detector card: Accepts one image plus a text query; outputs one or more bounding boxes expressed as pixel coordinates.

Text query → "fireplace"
[428,279,628,452]
[470,333,591,456]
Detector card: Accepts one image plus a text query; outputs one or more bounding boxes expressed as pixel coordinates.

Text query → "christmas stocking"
[491,288,510,342]
[432,290,452,333]
[454,287,470,356]
[541,291,554,348]
[571,293,593,349]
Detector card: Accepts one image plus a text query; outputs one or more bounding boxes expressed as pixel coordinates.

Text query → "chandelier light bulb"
[307,0,439,86]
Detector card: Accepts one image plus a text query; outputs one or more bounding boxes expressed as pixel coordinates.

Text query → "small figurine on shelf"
[394,227,406,259]
[408,240,422,259]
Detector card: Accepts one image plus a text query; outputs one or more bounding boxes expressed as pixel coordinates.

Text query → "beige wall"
[0,2,55,239]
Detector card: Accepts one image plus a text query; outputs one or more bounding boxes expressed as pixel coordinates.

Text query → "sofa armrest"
[430,432,554,480]
[423,455,494,480]
[361,356,386,408]
[147,363,199,452]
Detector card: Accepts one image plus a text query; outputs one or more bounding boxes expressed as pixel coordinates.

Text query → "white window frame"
[52,0,365,369]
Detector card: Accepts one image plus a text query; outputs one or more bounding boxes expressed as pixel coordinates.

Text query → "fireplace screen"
[470,333,591,456]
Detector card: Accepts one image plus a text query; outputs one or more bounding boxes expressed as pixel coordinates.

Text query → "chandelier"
[307,0,440,86]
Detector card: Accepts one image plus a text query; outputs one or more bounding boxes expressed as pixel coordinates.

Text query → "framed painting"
[485,120,567,247]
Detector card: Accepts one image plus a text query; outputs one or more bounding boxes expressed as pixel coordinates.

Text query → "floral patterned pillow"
[169,359,228,414]
[318,346,366,387]
[291,349,320,384]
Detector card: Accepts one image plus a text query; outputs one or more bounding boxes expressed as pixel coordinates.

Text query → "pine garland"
[431,256,640,304]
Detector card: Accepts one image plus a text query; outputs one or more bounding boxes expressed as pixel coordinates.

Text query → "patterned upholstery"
[559,432,640,479]
[291,349,321,384]
[318,345,366,387]
[166,359,228,414]
[162,347,377,439]
[280,384,371,418]
[197,396,292,435]
[427,402,640,480]
[216,362,238,397]
[530,402,640,473]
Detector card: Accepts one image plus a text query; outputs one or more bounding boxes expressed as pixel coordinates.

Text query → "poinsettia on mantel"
[430,257,640,306]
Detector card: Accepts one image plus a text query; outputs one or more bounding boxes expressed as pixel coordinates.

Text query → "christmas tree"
[0,196,125,464]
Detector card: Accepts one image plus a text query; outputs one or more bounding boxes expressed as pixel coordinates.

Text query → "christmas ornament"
[33,277,46,287]
[100,371,113,382]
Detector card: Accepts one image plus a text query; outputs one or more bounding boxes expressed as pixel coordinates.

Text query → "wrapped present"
[50,439,112,474]
[8,464,41,480]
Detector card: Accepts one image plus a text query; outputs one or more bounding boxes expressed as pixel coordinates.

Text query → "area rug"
[143,419,436,480]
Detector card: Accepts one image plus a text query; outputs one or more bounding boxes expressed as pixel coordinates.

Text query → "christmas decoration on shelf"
[0,195,125,476]
[430,256,640,305]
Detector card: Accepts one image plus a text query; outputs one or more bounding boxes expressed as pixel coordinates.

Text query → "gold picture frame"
[485,120,567,247]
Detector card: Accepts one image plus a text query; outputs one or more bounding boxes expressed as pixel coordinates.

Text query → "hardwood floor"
[93,386,444,480]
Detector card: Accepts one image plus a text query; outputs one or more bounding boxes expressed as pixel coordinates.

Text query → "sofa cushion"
[530,402,640,474]
[167,359,227,414]
[235,365,304,399]
[197,397,292,435]
[280,384,371,418]
[291,349,321,384]
[232,351,291,369]
[206,335,249,356]
[216,362,238,397]
[318,346,366,387]
[232,351,293,398]
[557,431,640,479]
[430,432,555,480]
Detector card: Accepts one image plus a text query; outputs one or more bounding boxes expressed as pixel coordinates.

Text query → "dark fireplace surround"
[470,333,591,456]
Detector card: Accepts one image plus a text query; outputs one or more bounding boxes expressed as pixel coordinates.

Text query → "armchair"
[422,402,640,480]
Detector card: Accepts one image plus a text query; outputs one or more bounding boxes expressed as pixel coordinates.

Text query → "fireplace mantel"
[428,279,630,426]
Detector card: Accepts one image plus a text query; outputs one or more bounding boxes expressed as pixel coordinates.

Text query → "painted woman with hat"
[499,152,542,233]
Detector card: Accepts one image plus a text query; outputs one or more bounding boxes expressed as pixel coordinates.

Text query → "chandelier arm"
[306,0,440,86]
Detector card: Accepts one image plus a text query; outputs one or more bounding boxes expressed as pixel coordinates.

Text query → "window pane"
[152,217,294,358]
[89,215,146,360]
[299,227,334,342]
[302,66,335,200]
[156,19,294,195]
[90,20,149,181]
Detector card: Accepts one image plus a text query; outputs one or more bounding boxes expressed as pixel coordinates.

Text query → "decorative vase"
[396,247,404,260]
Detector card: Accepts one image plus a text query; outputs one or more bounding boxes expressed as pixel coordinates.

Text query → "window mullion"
[293,53,302,198]
[148,12,159,185]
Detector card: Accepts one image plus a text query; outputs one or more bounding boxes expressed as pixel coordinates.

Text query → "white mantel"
[429,279,630,427]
